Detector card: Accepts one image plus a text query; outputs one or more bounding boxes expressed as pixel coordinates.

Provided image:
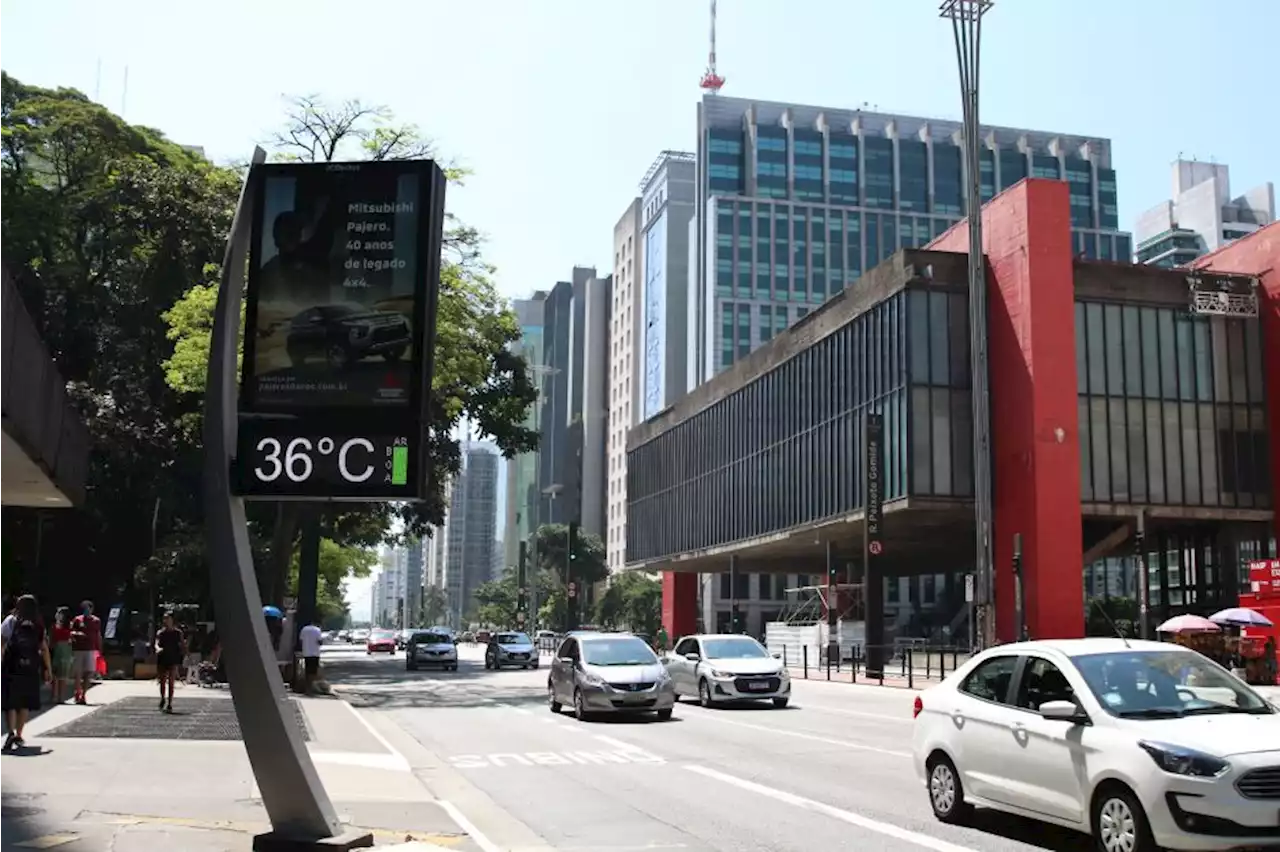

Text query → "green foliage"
[471,566,557,631]
[529,523,608,629]
[287,539,377,628]
[420,584,448,627]
[594,572,662,636]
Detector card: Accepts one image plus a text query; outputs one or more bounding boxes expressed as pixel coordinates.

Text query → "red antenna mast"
[699,0,725,94]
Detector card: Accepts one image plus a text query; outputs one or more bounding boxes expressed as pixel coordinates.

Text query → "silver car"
[486,631,538,670]
[665,634,791,708]
[548,633,675,722]
[405,631,458,672]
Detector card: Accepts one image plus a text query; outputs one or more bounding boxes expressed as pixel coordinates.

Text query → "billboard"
[241,160,443,412]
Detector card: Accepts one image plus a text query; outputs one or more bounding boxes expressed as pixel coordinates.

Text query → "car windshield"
[1074,649,1272,718]
[582,638,658,667]
[371,630,394,640]
[414,633,449,644]
[702,637,769,659]
[496,633,530,645]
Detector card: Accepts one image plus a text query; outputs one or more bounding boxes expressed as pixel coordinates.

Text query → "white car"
[912,638,1280,852]
[665,634,790,708]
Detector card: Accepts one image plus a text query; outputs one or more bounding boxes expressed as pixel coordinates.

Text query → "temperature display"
[234,423,420,500]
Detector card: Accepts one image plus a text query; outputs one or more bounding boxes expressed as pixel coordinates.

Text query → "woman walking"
[154,612,184,713]
[2,595,52,751]
[49,607,73,705]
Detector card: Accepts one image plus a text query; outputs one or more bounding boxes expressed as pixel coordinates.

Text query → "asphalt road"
[321,643,1093,852]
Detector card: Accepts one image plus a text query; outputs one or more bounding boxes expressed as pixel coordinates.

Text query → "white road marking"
[310,750,412,771]
[337,696,411,769]
[438,799,503,852]
[686,765,980,852]
[446,748,666,769]
[798,704,911,723]
[689,713,911,758]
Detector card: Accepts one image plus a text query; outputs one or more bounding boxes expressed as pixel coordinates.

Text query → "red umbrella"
[1156,614,1221,634]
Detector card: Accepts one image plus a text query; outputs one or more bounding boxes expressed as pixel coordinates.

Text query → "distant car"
[366,629,397,655]
[285,304,410,370]
[549,633,674,722]
[474,630,492,645]
[666,634,790,708]
[486,631,538,670]
[406,631,458,672]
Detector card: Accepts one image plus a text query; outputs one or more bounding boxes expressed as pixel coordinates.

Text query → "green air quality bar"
[391,445,409,485]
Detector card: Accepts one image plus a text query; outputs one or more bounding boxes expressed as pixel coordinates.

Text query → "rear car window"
[959,655,1017,703]
[414,633,450,644]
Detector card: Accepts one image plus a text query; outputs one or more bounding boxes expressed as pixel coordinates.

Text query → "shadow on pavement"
[966,808,1092,851]
[322,654,550,710]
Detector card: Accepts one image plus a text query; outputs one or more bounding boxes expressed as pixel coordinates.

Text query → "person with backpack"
[2,595,52,751]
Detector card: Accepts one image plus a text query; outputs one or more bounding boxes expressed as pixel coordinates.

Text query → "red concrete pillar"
[662,572,698,641]
[927,179,1084,640]
[1190,222,1280,545]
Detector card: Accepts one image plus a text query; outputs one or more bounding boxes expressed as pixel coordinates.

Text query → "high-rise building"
[440,444,500,626]
[690,94,1132,384]
[607,154,697,572]
[503,294,547,572]
[404,536,423,627]
[1135,159,1275,267]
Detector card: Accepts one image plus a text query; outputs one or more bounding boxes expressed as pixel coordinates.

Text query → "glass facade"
[1074,301,1270,508]
[906,288,975,498]
[629,292,909,562]
[703,124,1131,376]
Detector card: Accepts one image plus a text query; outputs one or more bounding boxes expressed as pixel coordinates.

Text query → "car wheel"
[548,682,562,714]
[772,697,789,709]
[656,708,673,721]
[325,344,351,369]
[698,679,714,708]
[1092,783,1155,852]
[573,689,591,722]
[926,753,972,824]
[407,663,417,671]
[530,662,538,670]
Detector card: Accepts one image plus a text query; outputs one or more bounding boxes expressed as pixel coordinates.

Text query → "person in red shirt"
[69,600,101,705]
[49,607,73,705]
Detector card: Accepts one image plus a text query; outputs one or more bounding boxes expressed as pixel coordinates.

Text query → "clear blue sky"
[4,0,1275,300]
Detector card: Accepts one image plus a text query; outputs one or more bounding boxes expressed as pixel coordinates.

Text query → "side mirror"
[684,652,701,663]
[771,651,782,659]
[558,656,574,665]
[1039,700,1088,723]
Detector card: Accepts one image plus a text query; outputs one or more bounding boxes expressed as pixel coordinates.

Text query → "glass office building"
[692,95,1132,383]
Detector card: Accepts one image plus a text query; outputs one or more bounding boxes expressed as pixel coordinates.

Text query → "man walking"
[298,619,323,695]
[69,600,101,705]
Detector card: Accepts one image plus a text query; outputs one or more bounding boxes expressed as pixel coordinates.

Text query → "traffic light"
[567,521,578,562]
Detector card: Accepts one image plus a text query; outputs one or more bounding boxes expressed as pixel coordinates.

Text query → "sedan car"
[365,629,397,655]
[665,634,790,708]
[549,633,674,722]
[406,631,458,671]
[912,638,1280,852]
[486,631,538,670]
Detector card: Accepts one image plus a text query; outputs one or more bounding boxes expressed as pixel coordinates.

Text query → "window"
[959,655,1017,703]
[1015,657,1076,711]
[673,638,697,657]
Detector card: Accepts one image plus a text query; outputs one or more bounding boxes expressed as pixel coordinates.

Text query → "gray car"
[485,631,538,670]
[548,633,675,722]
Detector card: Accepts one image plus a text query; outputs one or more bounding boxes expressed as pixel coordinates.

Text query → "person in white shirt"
[298,620,323,694]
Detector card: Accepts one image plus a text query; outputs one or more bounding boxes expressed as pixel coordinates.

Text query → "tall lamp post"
[941,0,996,649]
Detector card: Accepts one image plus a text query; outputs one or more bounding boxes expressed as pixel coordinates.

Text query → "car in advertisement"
[284,304,411,370]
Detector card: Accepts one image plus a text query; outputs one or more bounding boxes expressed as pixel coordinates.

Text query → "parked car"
[406,631,458,672]
[366,629,397,655]
[665,634,790,708]
[912,638,1280,852]
[285,304,410,369]
[549,632,674,722]
[486,631,538,670]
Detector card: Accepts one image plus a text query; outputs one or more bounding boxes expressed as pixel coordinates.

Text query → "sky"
[4,1,1275,623]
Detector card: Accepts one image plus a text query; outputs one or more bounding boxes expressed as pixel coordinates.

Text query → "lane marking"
[310,750,412,771]
[337,696,411,769]
[688,713,911,758]
[446,749,666,769]
[686,765,979,852]
[438,798,503,852]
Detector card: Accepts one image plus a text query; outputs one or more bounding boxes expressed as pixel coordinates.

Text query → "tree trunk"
[264,504,301,606]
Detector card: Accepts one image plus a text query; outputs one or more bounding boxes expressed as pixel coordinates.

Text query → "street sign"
[234,159,446,502]
[964,574,975,603]
[868,541,883,556]
[863,412,884,558]
[568,582,577,599]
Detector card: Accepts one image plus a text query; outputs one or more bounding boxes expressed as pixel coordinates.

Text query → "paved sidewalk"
[1,679,479,851]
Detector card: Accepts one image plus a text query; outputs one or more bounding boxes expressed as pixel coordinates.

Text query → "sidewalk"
[1,679,479,851]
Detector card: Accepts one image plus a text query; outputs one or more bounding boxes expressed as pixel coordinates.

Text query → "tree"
[531,523,608,629]
[159,94,539,604]
[420,584,448,627]
[595,572,662,636]
[288,539,377,628]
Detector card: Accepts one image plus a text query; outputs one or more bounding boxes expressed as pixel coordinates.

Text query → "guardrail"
[778,644,973,689]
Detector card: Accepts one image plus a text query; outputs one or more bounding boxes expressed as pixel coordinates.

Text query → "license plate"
[749,681,769,690]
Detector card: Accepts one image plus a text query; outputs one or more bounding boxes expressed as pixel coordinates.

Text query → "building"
[628,179,1277,647]
[609,200,643,572]
[1135,159,1275,267]
[690,95,1131,387]
[404,536,423,626]
[538,269,611,537]
[503,294,547,571]
[440,444,500,626]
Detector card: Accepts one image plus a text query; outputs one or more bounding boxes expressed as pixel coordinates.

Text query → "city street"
[323,642,1094,852]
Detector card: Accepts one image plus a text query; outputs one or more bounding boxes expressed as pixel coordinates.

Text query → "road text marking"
[690,714,911,758]
[686,765,980,852]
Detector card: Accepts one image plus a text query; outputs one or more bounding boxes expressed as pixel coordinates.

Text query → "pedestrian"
[49,607,73,704]
[298,618,323,694]
[2,595,52,751]
[154,612,184,713]
[69,600,102,705]
[655,625,669,655]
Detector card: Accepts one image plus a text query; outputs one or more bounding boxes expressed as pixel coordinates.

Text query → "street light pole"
[941,0,995,648]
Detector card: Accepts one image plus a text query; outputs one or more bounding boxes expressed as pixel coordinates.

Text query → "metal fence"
[778,644,972,689]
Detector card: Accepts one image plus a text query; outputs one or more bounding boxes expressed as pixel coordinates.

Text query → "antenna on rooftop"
[699,0,726,94]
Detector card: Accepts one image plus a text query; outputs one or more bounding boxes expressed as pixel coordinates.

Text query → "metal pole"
[1012,532,1024,641]
[729,554,740,633]
[200,148,359,846]
[1135,509,1149,640]
[517,540,528,631]
[942,0,995,650]
[825,541,838,667]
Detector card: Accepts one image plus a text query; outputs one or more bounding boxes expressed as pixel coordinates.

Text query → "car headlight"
[1138,741,1230,778]
[710,669,735,679]
[580,672,605,687]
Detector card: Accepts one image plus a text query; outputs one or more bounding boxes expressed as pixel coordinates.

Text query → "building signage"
[1248,559,1280,600]
[864,412,884,557]
[234,158,446,502]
